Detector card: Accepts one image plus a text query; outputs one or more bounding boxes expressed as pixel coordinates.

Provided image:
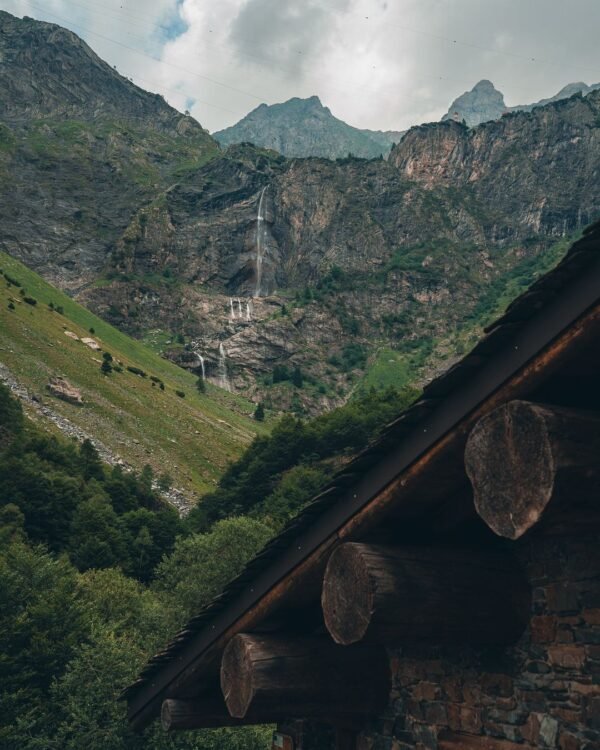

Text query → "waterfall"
[254,187,267,297]
[230,298,235,320]
[198,354,206,381]
[218,343,230,391]
[246,300,251,321]
[237,298,243,318]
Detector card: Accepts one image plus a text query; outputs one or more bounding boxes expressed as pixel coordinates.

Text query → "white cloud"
[2,0,599,132]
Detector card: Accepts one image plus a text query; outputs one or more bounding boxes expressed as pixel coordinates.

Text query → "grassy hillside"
[0,252,267,499]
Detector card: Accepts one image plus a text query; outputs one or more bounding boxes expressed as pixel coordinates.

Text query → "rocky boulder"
[47,376,83,405]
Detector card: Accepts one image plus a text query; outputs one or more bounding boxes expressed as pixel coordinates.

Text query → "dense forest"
[0,380,417,748]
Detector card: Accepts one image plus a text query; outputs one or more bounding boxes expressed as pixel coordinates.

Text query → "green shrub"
[126,366,146,377]
[23,296,37,306]
[2,272,21,287]
[272,364,289,383]
[175,390,185,398]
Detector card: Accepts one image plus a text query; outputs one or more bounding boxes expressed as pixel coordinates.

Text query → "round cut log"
[322,543,529,646]
[465,400,600,539]
[220,634,390,720]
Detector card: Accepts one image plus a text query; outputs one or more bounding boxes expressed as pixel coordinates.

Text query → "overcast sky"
[3,0,600,133]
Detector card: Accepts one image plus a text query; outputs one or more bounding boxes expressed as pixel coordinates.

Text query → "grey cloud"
[228,0,351,77]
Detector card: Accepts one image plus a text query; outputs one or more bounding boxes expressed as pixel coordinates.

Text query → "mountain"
[0,10,219,288]
[515,81,600,112]
[441,79,507,126]
[213,95,405,159]
[443,78,600,126]
[1,11,599,417]
[0,250,264,507]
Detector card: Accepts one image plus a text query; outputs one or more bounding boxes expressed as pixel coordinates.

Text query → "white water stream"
[218,342,230,391]
[254,187,267,297]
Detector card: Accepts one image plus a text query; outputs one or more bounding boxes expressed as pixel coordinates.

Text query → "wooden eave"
[124,223,600,731]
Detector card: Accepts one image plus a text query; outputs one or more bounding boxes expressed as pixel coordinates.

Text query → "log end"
[465,400,554,539]
[322,543,374,645]
[161,699,175,731]
[221,634,254,718]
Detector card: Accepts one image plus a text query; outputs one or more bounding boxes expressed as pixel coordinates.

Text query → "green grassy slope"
[0,252,267,498]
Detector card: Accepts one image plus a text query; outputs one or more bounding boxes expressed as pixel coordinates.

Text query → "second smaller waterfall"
[218,343,230,392]
[198,354,206,381]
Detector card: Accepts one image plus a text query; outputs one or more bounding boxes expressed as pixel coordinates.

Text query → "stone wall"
[357,529,600,750]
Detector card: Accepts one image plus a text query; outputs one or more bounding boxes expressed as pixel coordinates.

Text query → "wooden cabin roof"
[123,221,600,731]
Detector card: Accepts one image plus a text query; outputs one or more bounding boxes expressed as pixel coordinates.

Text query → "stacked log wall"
[355,530,600,750]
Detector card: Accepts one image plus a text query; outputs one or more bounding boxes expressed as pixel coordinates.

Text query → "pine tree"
[291,366,304,388]
[196,377,206,394]
[253,402,265,422]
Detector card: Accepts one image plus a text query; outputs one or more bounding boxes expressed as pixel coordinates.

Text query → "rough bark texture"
[321,543,529,646]
[465,400,600,539]
[220,634,390,720]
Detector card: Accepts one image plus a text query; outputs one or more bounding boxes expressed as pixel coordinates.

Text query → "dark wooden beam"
[161,697,269,730]
[465,400,600,539]
[321,543,529,646]
[220,634,390,720]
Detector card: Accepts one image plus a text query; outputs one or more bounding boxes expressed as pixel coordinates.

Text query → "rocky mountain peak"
[0,10,208,137]
[214,95,401,159]
[442,79,507,126]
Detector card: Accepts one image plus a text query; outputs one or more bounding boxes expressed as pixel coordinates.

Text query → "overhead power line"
[23,0,269,103]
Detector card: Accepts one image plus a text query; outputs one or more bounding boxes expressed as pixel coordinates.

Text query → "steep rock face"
[0,11,218,285]
[80,94,600,412]
[214,96,404,159]
[0,11,207,134]
[392,91,600,238]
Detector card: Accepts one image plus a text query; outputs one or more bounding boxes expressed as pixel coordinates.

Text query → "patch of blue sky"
[155,0,187,43]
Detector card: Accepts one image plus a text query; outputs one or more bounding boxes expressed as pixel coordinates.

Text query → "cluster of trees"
[0,384,272,749]
[188,385,418,531]
[0,384,180,582]
[0,378,417,748]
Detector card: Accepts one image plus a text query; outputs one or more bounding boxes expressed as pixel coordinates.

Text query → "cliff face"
[391,92,600,237]
[80,93,600,412]
[1,12,599,414]
[213,96,404,159]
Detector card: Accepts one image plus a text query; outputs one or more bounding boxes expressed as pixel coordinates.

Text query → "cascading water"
[230,298,235,320]
[237,298,243,318]
[254,187,267,297]
[246,300,251,321]
[218,343,230,391]
[198,354,206,381]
